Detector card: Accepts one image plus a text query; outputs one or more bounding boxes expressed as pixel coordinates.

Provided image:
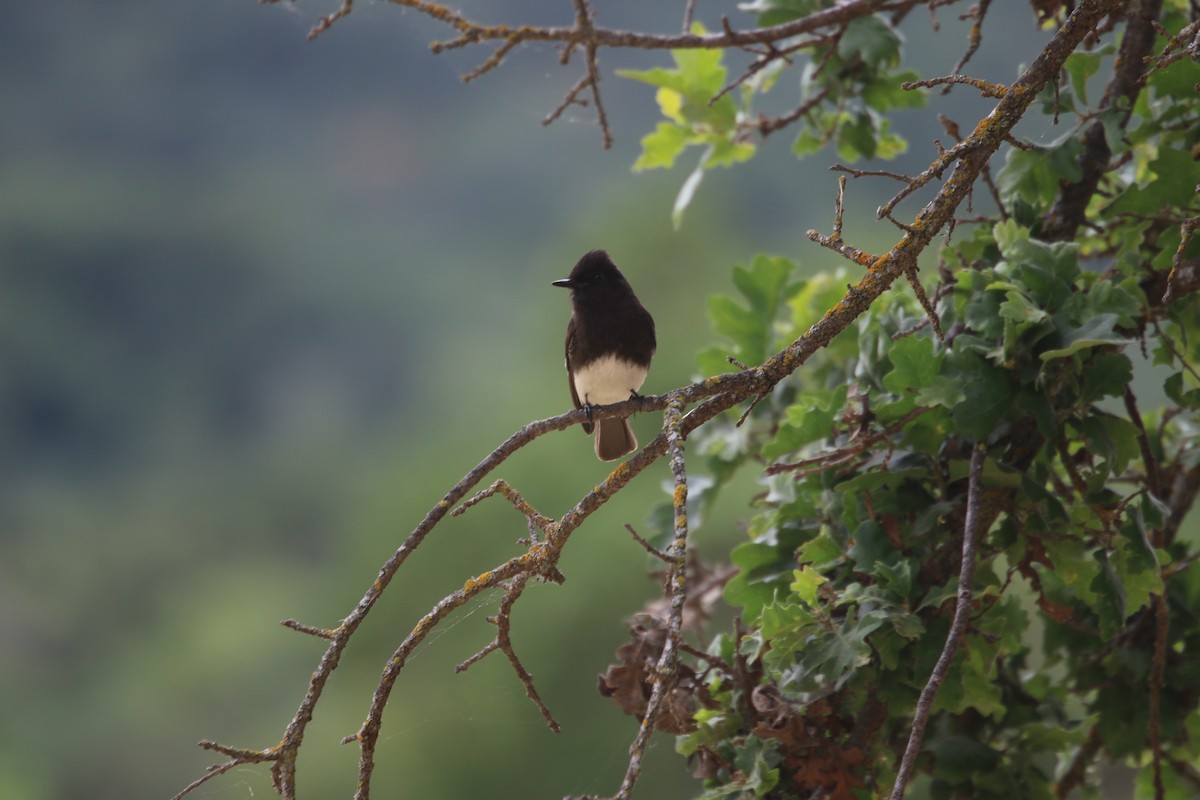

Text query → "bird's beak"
[551,278,574,288]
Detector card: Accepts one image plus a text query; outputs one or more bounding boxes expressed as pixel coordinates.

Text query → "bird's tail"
[595,417,637,461]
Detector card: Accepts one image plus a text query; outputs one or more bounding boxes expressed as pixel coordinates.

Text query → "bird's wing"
[564,316,593,433]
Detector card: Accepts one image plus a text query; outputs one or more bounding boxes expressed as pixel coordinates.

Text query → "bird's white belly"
[573,354,648,406]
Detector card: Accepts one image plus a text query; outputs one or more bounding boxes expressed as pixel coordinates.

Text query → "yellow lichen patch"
[463,571,493,593]
[672,483,688,507]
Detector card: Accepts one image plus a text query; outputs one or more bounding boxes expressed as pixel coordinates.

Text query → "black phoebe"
[552,250,657,461]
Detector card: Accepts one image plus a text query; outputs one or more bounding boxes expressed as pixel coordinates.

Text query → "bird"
[552,250,657,461]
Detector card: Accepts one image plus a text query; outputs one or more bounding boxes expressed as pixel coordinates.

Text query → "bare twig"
[169,758,249,800]
[453,478,555,533]
[682,0,697,33]
[611,393,690,800]
[280,619,336,640]
[625,522,672,563]
[888,443,988,800]
[572,0,613,148]
[1123,386,1163,501]
[946,0,993,86]
[743,87,831,138]
[807,175,880,267]
[903,265,944,340]
[455,573,562,732]
[711,36,831,104]
[831,163,916,184]
[832,174,847,241]
[306,0,354,41]
[1143,18,1200,76]
[903,73,1007,97]
[542,73,592,126]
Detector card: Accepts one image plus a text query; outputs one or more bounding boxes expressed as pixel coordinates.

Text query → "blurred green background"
[0,3,1054,799]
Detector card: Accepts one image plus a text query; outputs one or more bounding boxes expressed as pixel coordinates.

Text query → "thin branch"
[946,0,993,86]
[903,73,1008,97]
[888,443,988,800]
[453,478,555,533]
[1149,591,1168,800]
[831,163,916,184]
[306,0,354,41]
[280,619,336,640]
[610,393,690,800]
[743,87,831,138]
[625,523,672,563]
[1055,725,1104,798]
[735,391,767,427]
[1143,18,1200,76]
[877,137,975,222]
[169,759,247,800]
[807,175,880,267]
[681,0,697,33]
[903,265,945,340]
[462,36,521,83]
[1123,386,1163,501]
[542,73,592,126]
[572,0,613,149]
[832,174,847,241]
[456,574,561,732]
